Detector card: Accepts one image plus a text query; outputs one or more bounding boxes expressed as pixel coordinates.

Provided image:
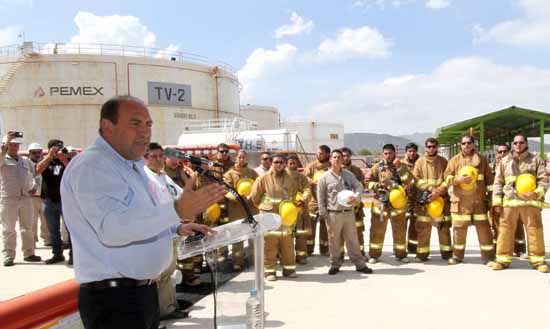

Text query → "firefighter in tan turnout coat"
[444,135,494,265]
[490,135,549,273]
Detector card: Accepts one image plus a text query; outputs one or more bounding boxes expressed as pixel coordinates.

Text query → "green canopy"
[435,106,550,159]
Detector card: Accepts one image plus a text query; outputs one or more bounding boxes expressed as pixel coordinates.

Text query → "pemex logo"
[34,86,45,97]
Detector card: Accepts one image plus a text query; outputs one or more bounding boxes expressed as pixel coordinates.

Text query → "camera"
[419,191,432,205]
[54,142,68,154]
[8,131,23,138]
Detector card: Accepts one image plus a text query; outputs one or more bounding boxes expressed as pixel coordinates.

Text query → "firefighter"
[412,138,452,261]
[303,145,331,256]
[490,144,527,256]
[367,144,413,264]
[286,155,312,265]
[402,142,420,254]
[490,135,549,272]
[341,147,366,256]
[250,153,306,281]
[209,143,235,261]
[444,134,494,265]
[223,150,259,272]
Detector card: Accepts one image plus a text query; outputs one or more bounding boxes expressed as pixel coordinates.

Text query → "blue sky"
[2,0,550,134]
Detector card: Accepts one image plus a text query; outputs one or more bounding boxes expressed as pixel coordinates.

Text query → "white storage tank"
[0,42,240,148]
[239,104,280,130]
[281,121,344,153]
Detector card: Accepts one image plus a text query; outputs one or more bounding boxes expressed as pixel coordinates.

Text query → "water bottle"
[246,289,261,329]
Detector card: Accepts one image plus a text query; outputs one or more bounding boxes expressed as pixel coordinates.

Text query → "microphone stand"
[194,166,258,228]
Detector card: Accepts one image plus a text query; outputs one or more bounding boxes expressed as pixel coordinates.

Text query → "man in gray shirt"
[317,149,372,275]
[0,133,41,266]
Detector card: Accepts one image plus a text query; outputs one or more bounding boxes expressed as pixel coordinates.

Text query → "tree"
[358,148,372,156]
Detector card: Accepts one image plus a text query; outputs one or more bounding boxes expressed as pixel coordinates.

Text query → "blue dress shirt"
[61,136,181,283]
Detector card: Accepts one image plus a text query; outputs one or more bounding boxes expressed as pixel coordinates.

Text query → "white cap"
[27,142,43,151]
[2,136,23,144]
[66,146,76,152]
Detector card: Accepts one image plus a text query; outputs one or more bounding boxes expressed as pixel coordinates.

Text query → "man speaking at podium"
[61,96,226,329]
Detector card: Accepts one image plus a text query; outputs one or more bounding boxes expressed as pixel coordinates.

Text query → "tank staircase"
[0,53,34,95]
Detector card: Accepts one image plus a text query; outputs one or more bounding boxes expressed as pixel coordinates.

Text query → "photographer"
[0,132,42,266]
[36,139,71,264]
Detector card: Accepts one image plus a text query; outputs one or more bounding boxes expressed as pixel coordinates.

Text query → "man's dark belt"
[81,278,155,289]
[327,209,352,213]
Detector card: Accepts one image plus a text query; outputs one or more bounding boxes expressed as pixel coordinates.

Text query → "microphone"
[164,148,223,167]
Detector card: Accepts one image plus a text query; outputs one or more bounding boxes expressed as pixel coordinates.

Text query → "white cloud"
[275,12,314,39]
[474,0,550,47]
[425,0,451,9]
[315,26,392,62]
[70,11,156,47]
[306,57,550,134]
[237,43,298,104]
[0,26,20,46]
[352,0,446,10]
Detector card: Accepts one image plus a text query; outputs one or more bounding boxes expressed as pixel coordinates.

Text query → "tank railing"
[0,41,236,74]
[0,44,22,58]
[182,117,258,133]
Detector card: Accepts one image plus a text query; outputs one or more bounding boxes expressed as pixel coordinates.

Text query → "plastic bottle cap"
[250,289,257,296]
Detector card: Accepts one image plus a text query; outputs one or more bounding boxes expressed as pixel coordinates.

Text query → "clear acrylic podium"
[177,213,282,329]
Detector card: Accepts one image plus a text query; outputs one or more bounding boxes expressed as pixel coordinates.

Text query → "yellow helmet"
[236,178,254,196]
[279,200,299,226]
[516,173,536,195]
[205,203,221,223]
[427,196,444,219]
[458,165,478,191]
[389,186,407,209]
[313,170,326,183]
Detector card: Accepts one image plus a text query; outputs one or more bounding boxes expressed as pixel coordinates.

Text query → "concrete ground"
[2,211,550,329]
[165,210,550,329]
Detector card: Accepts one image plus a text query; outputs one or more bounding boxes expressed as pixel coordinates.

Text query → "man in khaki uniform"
[303,145,331,256]
[367,144,413,263]
[27,142,50,246]
[403,143,419,254]
[489,144,526,256]
[342,147,366,256]
[490,135,549,272]
[223,150,259,271]
[286,155,311,264]
[318,149,372,275]
[250,154,306,281]
[1,133,41,266]
[444,135,494,265]
[164,155,202,286]
[412,138,452,261]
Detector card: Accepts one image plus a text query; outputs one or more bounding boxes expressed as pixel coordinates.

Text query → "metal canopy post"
[479,121,485,155]
[540,119,545,160]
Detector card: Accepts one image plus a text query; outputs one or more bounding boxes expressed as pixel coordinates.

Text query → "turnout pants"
[495,206,546,267]
[264,225,296,276]
[369,209,408,259]
[415,216,453,260]
[489,209,526,254]
[295,211,312,261]
[308,212,329,255]
[326,211,366,269]
[451,213,495,261]
[1,197,35,260]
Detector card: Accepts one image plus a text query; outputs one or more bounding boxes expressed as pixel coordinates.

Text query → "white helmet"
[1,135,23,144]
[27,142,43,151]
